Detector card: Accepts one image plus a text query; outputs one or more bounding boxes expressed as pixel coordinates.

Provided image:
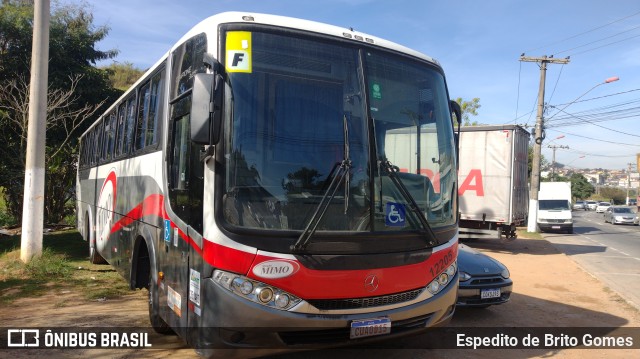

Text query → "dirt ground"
[1,235,639,358]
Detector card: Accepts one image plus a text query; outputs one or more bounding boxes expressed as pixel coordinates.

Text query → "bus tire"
[87,218,107,264]
[148,272,173,335]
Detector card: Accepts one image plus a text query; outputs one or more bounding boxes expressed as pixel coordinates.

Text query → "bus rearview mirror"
[191,73,223,145]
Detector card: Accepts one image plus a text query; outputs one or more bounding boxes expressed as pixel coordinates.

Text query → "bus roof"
[180,12,439,65]
[82,12,441,137]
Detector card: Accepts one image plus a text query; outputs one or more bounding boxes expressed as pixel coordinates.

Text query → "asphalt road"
[543,209,640,309]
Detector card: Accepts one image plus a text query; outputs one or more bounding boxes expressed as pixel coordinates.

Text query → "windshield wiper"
[379,158,436,247]
[290,115,352,253]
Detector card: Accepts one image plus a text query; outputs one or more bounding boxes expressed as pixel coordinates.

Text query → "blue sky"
[85,0,640,170]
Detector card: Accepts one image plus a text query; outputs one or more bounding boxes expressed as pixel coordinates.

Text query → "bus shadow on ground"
[274,292,632,359]
[467,236,609,257]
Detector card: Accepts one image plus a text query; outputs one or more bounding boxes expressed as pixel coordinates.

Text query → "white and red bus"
[76,12,461,356]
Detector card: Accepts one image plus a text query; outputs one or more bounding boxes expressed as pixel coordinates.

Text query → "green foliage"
[23,247,72,280]
[455,97,481,126]
[543,173,568,182]
[569,173,595,200]
[597,187,627,205]
[528,145,548,178]
[0,1,120,223]
[0,230,130,303]
[102,61,145,91]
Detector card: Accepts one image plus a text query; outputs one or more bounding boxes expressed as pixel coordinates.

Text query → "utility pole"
[627,162,635,205]
[548,144,569,180]
[520,55,570,232]
[21,0,50,263]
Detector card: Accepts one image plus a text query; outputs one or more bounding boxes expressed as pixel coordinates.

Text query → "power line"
[525,10,640,53]
[547,64,565,105]
[568,33,640,57]
[548,107,640,137]
[547,101,640,126]
[550,88,640,107]
[561,148,636,158]
[552,24,640,56]
[550,128,640,147]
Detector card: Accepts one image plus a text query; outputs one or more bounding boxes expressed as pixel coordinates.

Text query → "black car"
[457,243,513,308]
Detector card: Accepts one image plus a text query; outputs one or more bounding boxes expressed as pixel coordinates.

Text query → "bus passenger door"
[163,33,208,338]
[163,111,194,337]
[166,108,207,337]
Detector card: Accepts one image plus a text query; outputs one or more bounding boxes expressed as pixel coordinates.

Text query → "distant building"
[583,173,603,185]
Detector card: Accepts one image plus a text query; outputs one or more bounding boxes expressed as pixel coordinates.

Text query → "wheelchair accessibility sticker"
[164,220,171,243]
[385,202,406,227]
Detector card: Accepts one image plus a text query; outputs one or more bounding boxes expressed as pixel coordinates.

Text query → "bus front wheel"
[148,273,174,335]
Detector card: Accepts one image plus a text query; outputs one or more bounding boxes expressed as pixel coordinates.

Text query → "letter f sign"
[232,53,245,66]
[227,50,251,72]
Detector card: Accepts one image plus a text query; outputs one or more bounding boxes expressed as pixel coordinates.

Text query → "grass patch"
[0,230,132,303]
[517,228,543,240]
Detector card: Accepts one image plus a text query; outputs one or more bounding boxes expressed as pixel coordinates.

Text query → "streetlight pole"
[546,77,620,121]
[566,155,585,168]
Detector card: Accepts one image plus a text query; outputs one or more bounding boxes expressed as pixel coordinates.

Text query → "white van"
[537,182,573,234]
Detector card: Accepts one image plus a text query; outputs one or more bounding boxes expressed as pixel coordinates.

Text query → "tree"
[528,144,547,178]
[454,97,481,126]
[569,173,594,200]
[0,75,107,222]
[0,1,119,223]
[102,61,145,91]
[598,187,626,205]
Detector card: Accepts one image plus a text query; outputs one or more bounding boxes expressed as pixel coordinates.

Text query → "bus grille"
[307,288,424,310]
[278,314,432,346]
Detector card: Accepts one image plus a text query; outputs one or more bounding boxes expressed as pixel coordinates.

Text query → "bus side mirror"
[450,100,462,129]
[191,72,223,145]
[450,100,462,169]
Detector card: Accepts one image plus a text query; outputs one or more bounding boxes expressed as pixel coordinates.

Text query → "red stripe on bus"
[107,193,457,296]
[108,193,208,256]
[110,194,165,234]
[202,240,256,275]
[247,243,458,299]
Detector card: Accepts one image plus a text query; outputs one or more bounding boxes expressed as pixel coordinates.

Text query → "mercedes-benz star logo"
[364,274,379,292]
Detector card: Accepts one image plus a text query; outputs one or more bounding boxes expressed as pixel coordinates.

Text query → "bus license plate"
[552,225,561,229]
[481,288,501,299]
[350,317,391,339]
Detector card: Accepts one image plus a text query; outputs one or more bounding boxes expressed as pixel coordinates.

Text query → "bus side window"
[125,95,136,154]
[115,105,126,157]
[136,82,151,150]
[170,115,190,190]
[147,69,165,147]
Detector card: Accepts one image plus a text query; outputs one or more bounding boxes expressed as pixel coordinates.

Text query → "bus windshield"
[222,30,456,238]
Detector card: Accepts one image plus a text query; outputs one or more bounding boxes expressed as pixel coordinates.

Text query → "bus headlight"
[214,270,301,311]
[255,287,274,303]
[274,293,290,309]
[427,261,457,295]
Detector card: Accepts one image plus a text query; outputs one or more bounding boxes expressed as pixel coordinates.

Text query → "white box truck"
[457,125,530,239]
[537,181,573,233]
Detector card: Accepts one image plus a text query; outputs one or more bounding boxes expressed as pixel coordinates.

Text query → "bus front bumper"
[192,273,457,356]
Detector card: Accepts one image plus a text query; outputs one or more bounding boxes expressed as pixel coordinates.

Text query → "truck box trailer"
[458,125,530,239]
